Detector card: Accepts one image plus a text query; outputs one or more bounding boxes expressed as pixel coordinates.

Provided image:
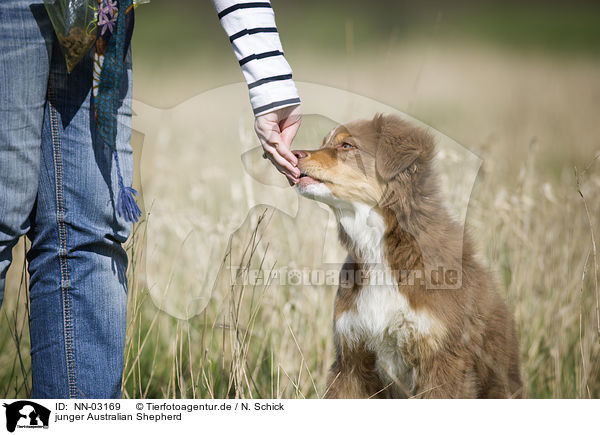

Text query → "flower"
[98,0,118,35]
[99,0,118,15]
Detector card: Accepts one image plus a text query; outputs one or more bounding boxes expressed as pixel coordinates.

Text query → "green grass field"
[1,1,599,399]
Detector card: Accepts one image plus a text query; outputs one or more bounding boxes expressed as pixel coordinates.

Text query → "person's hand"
[254,104,302,185]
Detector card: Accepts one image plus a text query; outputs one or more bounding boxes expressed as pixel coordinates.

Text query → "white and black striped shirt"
[211,0,300,116]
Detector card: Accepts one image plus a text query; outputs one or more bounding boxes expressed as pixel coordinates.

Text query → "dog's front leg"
[323,351,389,399]
[411,351,479,398]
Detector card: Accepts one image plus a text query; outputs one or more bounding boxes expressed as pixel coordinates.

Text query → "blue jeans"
[0,0,133,398]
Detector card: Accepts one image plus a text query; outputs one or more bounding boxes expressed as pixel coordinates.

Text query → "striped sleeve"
[211,0,301,116]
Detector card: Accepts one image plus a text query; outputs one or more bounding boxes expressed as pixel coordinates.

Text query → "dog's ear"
[374,114,435,182]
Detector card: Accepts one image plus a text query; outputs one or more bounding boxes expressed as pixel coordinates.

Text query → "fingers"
[278,107,302,164]
[254,105,303,184]
[267,147,300,186]
[276,141,299,167]
[279,118,300,153]
[262,141,300,183]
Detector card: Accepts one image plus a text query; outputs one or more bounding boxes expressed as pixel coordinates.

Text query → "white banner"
[0,399,597,435]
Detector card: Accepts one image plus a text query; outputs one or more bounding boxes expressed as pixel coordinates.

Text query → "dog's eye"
[340,142,354,150]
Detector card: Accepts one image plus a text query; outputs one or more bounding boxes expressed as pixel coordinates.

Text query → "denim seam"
[47,83,77,399]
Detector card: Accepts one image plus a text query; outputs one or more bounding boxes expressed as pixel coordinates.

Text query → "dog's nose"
[293,150,309,159]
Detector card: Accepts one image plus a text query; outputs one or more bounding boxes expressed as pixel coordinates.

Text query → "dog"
[293,114,522,398]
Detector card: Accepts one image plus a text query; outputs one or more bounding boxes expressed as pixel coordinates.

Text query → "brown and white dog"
[293,114,522,398]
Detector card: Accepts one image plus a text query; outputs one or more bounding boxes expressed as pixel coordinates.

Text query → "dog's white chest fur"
[333,203,436,391]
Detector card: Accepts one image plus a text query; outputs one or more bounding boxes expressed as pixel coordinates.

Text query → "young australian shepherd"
[293,114,522,398]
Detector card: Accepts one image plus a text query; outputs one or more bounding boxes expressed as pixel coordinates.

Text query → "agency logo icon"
[3,401,50,432]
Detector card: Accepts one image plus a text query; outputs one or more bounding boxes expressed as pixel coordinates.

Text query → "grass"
[119,138,600,399]
[2,136,598,398]
[1,2,600,398]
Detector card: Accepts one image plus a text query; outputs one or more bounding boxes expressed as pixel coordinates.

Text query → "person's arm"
[212,0,301,183]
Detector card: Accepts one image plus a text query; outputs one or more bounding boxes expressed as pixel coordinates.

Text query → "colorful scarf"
[92,0,141,222]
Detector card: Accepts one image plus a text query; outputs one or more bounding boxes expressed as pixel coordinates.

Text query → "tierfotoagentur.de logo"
[3,401,50,432]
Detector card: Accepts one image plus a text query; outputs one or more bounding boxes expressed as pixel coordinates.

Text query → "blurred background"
[1,0,599,399]
[134,0,600,170]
